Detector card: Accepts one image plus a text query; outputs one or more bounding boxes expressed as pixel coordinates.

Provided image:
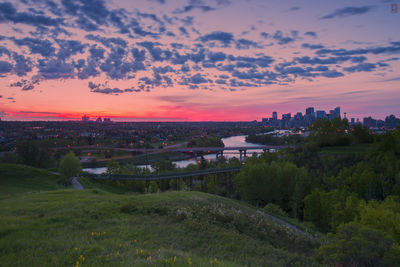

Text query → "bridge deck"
[83,166,242,181]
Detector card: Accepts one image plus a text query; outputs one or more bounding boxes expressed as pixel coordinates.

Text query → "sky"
[0,0,399,121]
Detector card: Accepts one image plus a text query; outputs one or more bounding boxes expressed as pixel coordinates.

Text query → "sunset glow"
[0,0,399,121]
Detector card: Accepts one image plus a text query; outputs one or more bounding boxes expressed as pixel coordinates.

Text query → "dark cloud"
[12,53,33,76]
[272,30,296,45]
[0,46,10,57]
[88,81,142,94]
[38,58,75,79]
[11,37,55,57]
[62,0,110,25]
[234,55,275,67]
[179,26,189,37]
[0,2,63,27]
[295,55,364,65]
[149,0,166,4]
[86,34,127,48]
[320,6,374,19]
[208,51,226,62]
[89,45,105,59]
[187,73,208,84]
[231,69,268,80]
[301,43,324,50]
[0,60,13,74]
[199,31,234,46]
[9,79,39,90]
[138,41,172,62]
[316,42,400,56]
[181,16,194,26]
[320,70,344,78]
[174,5,215,14]
[153,65,175,74]
[260,32,269,38]
[289,6,301,12]
[304,31,317,37]
[235,38,262,49]
[56,39,87,60]
[343,63,377,73]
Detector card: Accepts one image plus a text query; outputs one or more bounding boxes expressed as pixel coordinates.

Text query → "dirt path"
[72,177,84,190]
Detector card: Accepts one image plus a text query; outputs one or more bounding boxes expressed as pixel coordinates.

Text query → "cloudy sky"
[0,0,399,121]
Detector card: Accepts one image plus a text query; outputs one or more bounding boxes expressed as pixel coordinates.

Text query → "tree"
[235,160,313,216]
[106,159,120,175]
[59,151,82,182]
[317,222,399,267]
[16,140,56,168]
[308,118,351,147]
[151,160,176,173]
[351,124,373,144]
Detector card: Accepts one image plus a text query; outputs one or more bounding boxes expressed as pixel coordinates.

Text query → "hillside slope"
[0,163,60,198]
[0,188,321,266]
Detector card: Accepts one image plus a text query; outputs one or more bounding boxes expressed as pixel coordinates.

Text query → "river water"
[83,135,261,174]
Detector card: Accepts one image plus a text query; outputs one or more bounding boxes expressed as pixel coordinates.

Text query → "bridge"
[59,144,290,160]
[83,166,242,181]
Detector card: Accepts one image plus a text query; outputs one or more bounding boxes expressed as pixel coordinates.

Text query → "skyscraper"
[306,107,314,115]
[272,111,277,120]
[316,110,326,120]
[334,107,341,119]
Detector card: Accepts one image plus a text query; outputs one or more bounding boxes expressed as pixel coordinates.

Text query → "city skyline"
[0,0,399,121]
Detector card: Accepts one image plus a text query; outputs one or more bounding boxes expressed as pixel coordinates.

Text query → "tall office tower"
[334,106,341,118]
[316,110,326,120]
[272,111,278,120]
[306,107,314,115]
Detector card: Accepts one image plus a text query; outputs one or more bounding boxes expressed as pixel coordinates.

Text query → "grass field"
[0,164,322,266]
[0,163,61,198]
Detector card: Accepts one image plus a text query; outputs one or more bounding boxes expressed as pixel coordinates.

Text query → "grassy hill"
[0,163,61,198]
[0,164,321,266]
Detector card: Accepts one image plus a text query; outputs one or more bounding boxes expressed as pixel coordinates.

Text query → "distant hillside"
[0,188,321,266]
[0,163,60,198]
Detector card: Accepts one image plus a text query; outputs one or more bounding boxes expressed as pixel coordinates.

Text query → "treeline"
[187,135,224,148]
[246,132,303,146]
[235,120,400,266]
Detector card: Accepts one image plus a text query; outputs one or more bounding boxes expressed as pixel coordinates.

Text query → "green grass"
[319,144,372,155]
[0,163,61,198]
[0,164,322,266]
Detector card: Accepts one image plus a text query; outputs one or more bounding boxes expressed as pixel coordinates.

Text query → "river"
[83,135,261,174]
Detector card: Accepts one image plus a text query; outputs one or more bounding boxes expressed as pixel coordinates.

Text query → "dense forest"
[237,119,400,266]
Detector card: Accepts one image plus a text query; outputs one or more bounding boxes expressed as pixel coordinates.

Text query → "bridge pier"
[239,149,247,161]
[216,150,224,160]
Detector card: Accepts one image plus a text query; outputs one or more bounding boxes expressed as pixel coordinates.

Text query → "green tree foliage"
[151,160,176,173]
[303,189,364,232]
[16,140,56,168]
[187,135,224,148]
[351,124,374,144]
[308,118,351,147]
[317,222,400,267]
[59,151,82,180]
[106,159,120,175]
[246,133,303,146]
[235,160,314,217]
[359,196,400,242]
